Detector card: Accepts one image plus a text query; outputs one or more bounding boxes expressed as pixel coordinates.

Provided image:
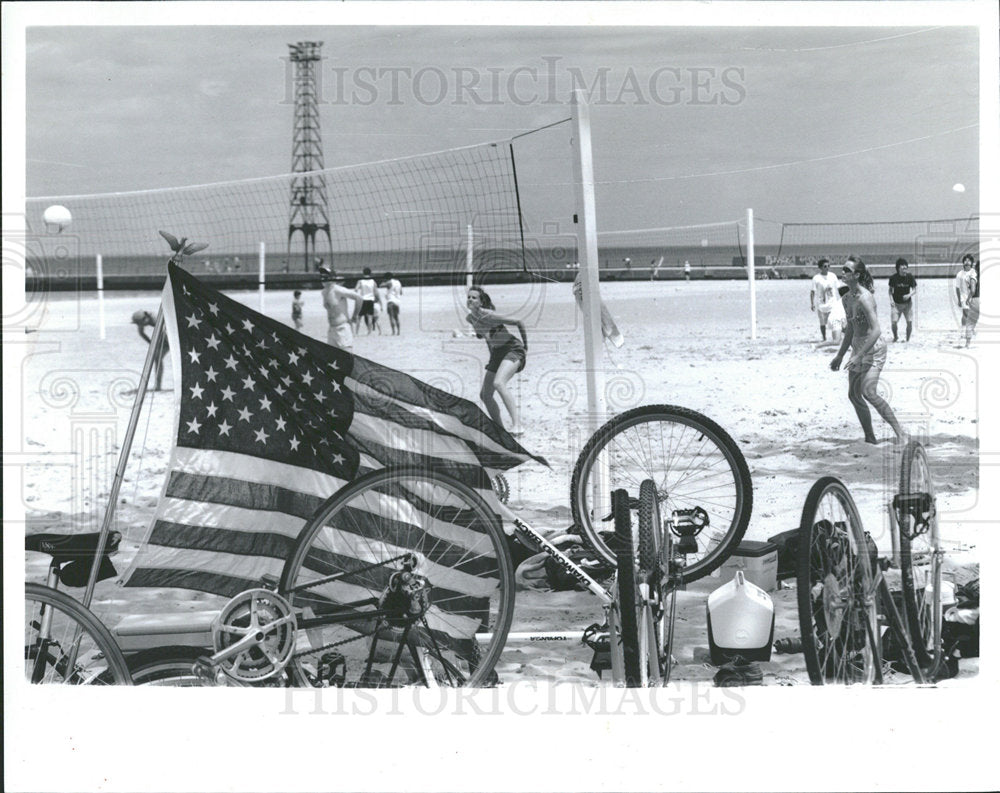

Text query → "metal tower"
[287,41,333,272]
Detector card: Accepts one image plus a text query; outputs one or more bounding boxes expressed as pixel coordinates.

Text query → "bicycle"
[795,440,942,684]
[25,532,133,685]
[122,405,753,688]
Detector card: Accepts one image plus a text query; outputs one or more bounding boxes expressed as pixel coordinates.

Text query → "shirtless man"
[319,267,363,351]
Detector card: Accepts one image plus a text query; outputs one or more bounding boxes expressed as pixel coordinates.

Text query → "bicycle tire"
[637,479,659,571]
[279,466,514,688]
[638,479,666,681]
[127,646,212,686]
[613,488,644,687]
[795,478,879,685]
[897,441,942,673]
[571,404,752,582]
[25,583,132,685]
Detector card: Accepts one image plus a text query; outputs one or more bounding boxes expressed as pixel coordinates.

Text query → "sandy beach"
[19,275,981,685]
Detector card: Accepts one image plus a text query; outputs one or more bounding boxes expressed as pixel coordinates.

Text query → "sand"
[18,276,981,685]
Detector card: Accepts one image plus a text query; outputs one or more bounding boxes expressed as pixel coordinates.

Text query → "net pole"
[258,242,266,312]
[96,254,106,340]
[570,90,608,512]
[747,207,757,341]
[466,224,474,290]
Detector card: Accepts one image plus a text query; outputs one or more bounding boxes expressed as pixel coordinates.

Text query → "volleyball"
[43,205,73,233]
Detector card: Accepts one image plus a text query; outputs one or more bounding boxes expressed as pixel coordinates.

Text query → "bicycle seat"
[26,531,122,587]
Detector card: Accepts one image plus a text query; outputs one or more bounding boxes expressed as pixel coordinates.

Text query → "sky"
[13,6,991,237]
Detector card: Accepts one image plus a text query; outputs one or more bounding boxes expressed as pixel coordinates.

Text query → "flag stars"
[259,395,272,412]
[331,453,345,466]
[217,420,232,437]
[301,371,314,386]
[242,375,256,391]
[207,302,219,316]
[186,313,202,329]
[330,381,341,393]
[206,401,219,418]
[206,334,221,350]
[189,382,204,400]
[242,318,255,333]
[237,407,253,423]
[254,427,270,444]
[288,350,301,366]
[205,367,219,383]
[289,436,300,451]
[186,417,202,435]
[220,386,236,402]
[315,391,326,403]
[187,349,201,364]
[224,355,239,371]
[258,365,270,379]
[275,416,287,432]
[225,323,235,335]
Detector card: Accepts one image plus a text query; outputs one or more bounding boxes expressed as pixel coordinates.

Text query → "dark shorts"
[359,300,376,317]
[485,341,526,374]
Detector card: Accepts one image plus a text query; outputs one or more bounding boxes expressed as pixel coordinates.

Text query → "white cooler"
[706,571,775,665]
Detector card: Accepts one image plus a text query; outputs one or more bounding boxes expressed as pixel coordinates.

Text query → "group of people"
[809,252,981,445]
[133,249,982,446]
[305,262,404,349]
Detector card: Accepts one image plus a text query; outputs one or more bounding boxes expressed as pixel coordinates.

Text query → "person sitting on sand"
[465,286,527,436]
[131,310,168,391]
[830,257,908,445]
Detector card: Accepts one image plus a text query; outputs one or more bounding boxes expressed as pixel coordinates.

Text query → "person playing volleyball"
[830,257,907,445]
[466,286,527,436]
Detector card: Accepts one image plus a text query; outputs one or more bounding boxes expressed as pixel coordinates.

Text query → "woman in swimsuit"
[830,257,907,445]
[466,286,527,436]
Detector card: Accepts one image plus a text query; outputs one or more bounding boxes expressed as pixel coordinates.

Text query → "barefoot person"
[888,258,917,342]
[810,259,841,341]
[319,267,362,351]
[291,290,305,331]
[355,267,378,335]
[466,286,527,435]
[381,271,403,335]
[830,257,907,445]
[132,310,168,391]
[954,253,978,347]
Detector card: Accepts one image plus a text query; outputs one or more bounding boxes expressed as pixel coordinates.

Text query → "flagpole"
[80,306,166,610]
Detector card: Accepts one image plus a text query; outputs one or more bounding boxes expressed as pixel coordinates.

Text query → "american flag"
[122,264,543,630]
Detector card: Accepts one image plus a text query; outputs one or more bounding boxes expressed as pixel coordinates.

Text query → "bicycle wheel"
[279,466,515,688]
[127,646,212,686]
[897,441,942,673]
[638,479,667,682]
[796,478,880,685]
[25,583,132,685]
[571,405,752,582]
[613,488,645,687]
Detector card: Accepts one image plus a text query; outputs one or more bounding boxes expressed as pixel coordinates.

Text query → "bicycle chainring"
[213,588,297,683]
